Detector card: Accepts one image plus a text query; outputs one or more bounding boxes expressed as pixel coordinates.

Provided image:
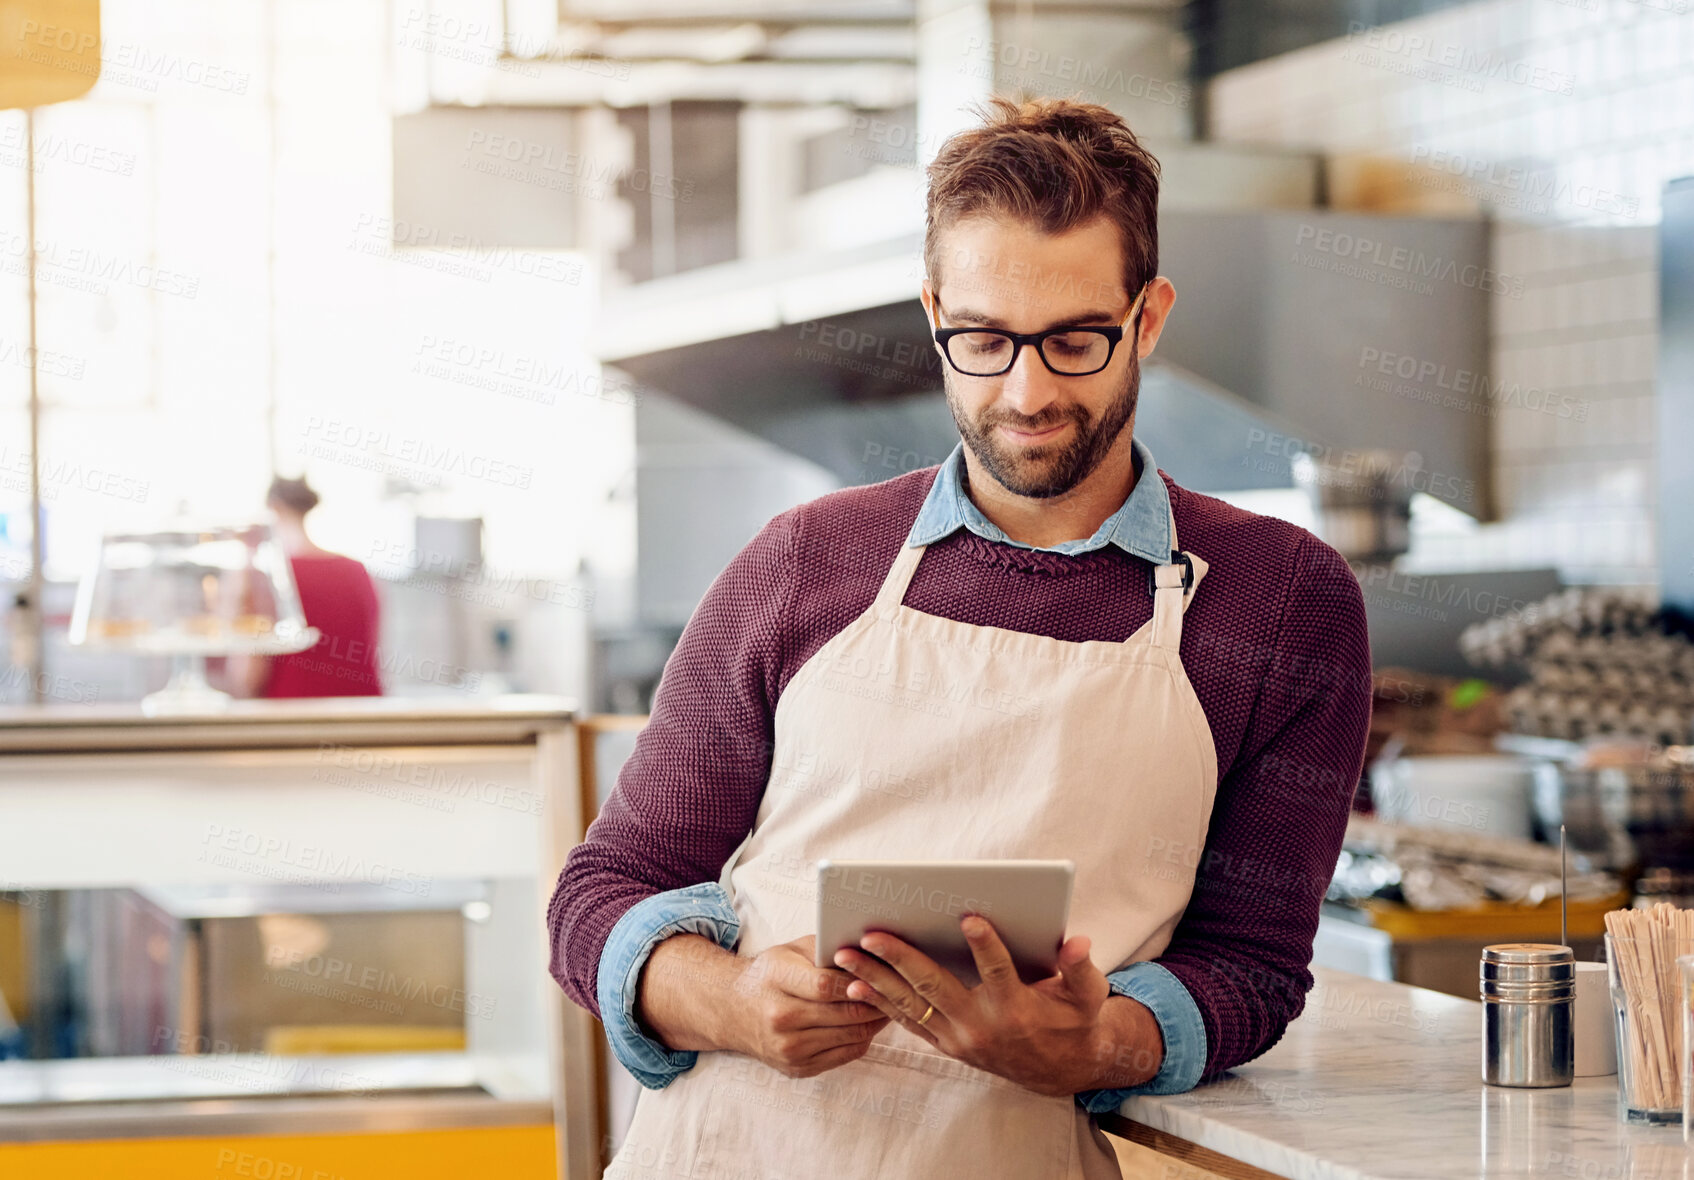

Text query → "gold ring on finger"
[916,1003,936,1027]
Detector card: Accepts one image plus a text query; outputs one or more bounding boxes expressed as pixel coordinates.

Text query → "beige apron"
[608,513,1218,1180]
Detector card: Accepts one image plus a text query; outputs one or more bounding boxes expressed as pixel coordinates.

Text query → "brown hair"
[924,96,1161,304]
[266,474,319,515]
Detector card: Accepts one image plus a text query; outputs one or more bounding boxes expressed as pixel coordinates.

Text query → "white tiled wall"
[1210,0,1694,585]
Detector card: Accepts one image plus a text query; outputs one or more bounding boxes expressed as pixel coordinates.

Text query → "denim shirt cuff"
[595,882,741,1090]
[1075,960,1208,1112]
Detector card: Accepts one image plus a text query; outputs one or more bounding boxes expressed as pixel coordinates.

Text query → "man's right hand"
[725,935,892,1077]
[636,933,890,1079]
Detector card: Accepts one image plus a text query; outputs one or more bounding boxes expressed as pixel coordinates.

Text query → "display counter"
[0,696,597,1180]
[1103,967,1689,1180]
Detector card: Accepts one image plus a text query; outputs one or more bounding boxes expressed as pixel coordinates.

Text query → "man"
[550,96,1371,1179]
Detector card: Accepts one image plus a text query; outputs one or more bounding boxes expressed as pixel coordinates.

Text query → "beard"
[945,349,1140,499]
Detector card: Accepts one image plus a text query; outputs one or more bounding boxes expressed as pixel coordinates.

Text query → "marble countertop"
[1115,967,1691,1180]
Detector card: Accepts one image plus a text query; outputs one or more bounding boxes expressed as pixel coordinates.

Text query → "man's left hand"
[831,915,1110,1097]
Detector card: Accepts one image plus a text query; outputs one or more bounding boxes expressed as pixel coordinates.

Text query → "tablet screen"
[815,859,1073,986]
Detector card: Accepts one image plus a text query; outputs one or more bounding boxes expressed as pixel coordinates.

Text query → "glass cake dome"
[68,520,320,713]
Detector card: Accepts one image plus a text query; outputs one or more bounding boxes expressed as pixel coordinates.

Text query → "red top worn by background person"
[263,553,383,698]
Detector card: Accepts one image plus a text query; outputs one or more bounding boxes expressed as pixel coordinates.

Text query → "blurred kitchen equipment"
[1366,670,1506,774]
[1371,754,1539,840]
[1340,814,1622,912]
[1292,448,1414,564]
[1526,749,1629,868]
[1325,816,1627,999]
[1462,587,1694,746]
[68,521,318,714]
[1604,905,1694,1124]
[1539,745,1694,888]
[1481,943,1574,1088]
[1635,868,1694,910]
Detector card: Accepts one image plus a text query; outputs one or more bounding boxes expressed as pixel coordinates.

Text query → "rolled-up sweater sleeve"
[1157,533,1371,1080]
[597,883,741,1088]
[1075,961,1208,1110]
[546,508,796,1020]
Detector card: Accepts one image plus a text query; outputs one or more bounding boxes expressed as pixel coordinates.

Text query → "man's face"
[921,214,1170,499]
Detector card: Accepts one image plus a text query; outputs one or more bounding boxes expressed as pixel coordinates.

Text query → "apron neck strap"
[1148,506,1194,652]
[874,543,927,614]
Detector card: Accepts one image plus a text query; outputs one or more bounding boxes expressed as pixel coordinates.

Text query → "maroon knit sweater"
[549,465,1372,1080]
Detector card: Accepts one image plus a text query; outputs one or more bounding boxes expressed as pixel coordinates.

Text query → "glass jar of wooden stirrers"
[1604,905,1694,1125]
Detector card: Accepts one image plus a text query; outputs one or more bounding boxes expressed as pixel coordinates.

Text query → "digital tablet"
[814,859,1074,987]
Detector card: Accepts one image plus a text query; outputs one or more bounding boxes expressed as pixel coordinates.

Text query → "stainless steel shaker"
[1481,943,1575,1087]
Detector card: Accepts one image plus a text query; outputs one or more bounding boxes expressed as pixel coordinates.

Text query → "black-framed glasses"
[931,281,1150,377]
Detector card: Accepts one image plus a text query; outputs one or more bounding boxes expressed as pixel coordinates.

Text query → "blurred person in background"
[223,475,383,698]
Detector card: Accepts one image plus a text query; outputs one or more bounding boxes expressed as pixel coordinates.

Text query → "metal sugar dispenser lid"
[1481,943,1577,990]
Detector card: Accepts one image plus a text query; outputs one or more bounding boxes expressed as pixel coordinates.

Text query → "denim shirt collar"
[906,435,1173,563]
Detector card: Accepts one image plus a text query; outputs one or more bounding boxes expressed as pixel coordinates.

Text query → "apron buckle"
[1149,550,1194,595]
